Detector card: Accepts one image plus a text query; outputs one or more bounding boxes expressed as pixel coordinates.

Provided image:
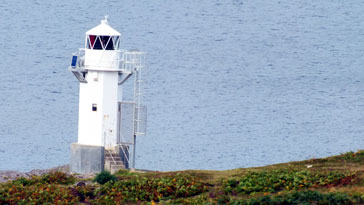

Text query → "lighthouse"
[69,18,146,174]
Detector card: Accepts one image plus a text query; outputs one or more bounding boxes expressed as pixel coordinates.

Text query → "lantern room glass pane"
[113,36,120,50]
[86,37,91,49]
[106,37,114,50]
[88,35,96,49]
[93,36,103,50]
[100,36,114,50]
[100,36,108,49]
[87,35,119,50]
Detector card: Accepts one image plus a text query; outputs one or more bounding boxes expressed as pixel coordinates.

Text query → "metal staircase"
[117,51,147,170]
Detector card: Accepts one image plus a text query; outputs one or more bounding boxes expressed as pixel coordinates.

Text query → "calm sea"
[1,0,364,171]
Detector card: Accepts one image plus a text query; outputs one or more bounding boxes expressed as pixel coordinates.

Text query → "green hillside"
[2,151,364,204]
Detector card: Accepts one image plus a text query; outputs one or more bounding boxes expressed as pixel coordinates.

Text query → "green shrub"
[94,171,117,185]
[223,169,354,195]
[331,151,364,164]
[1,172,206,203]
[114,169,137,177]
[0,184,80,204]
[12,177,33,186]
[40,172,75,185]
[93,173,207,203]
[0,172,77,204]
[231,191,353,205]
[11,172,75,186]
[170,195,211,204]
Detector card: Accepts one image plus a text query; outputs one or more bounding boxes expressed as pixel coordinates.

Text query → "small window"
[92,104,97,111]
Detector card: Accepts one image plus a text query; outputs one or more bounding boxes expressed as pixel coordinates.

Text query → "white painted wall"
[78,71,103,146]
[101,72,118,148]
[85,50,119,70]
[78,49,121,148]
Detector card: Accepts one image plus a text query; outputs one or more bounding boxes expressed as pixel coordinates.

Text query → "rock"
[75,181,86,186]
[0,165,72,183]
[0,164,105,183]
[0,171,27,183]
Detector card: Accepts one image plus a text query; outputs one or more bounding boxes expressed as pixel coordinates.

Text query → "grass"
[3,150,364,204]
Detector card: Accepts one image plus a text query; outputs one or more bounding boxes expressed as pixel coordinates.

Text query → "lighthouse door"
[103,114,116,148]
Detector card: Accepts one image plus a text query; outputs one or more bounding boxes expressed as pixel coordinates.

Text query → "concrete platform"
[70,143,104,174]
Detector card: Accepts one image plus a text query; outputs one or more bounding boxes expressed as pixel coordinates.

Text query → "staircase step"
[104,150,127,173]
[105,160,124,165]
[105,157,121,161]
[105,152,121,157]
[111,164,125,168]
[105,150,118,154]
[105,155,121,159]
[109,161,124,165]
[110,165,125,173]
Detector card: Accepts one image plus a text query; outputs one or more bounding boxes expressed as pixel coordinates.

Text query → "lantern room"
[86,35,120,50]
[85,19,121,50]
[84,18,121,70]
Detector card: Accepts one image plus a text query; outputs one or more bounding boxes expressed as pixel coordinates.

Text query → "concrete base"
[70,143,104,174]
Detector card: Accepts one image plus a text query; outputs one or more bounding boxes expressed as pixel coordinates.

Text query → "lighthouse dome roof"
[86,19,121,36]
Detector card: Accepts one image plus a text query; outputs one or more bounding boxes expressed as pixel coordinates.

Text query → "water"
[1,0,364,171]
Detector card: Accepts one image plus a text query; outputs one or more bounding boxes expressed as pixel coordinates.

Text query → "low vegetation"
[223,169,354,194]
[93,171,117,185]
[2,151,364,204]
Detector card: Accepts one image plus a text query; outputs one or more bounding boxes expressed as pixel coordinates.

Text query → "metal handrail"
[117,124,131,166]
[117,144,130,166]
[74,48,144,71]
[108,150,116,170]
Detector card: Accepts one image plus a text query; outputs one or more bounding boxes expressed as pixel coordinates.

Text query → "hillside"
[2,151,364,204]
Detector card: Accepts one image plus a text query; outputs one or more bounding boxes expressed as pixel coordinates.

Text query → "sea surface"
[1,0,364,171]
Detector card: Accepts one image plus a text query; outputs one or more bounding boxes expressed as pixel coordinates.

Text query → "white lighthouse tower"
[69,18,146,174]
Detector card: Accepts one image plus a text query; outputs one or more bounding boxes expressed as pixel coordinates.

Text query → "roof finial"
[101,15,109,25]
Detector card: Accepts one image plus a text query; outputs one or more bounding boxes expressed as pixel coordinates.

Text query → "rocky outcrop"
[0,165,71,183]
